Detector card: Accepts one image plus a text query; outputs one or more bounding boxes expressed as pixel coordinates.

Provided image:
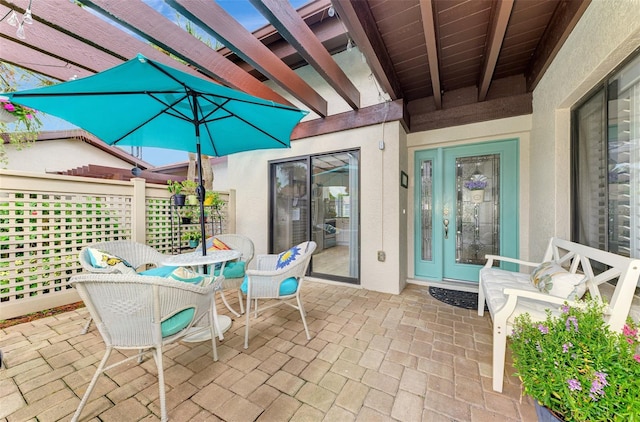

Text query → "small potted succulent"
[167,180,185,206]
[181,229,201,248]
[509,300,640,421]
[181,180,199,205]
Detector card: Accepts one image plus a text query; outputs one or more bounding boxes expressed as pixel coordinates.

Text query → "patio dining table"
[161,249,241,342]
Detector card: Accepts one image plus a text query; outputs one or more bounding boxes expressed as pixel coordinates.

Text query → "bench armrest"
[484,254,541,269]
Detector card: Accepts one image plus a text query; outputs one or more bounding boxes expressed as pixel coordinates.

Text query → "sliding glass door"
[270,150,360,284]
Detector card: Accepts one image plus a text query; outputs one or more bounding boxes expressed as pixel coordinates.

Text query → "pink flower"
[25,113,33,120]
[634,355,640,363]
[4,103,15,112]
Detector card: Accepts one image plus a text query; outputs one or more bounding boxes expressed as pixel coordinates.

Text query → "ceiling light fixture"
[1,0,33,40]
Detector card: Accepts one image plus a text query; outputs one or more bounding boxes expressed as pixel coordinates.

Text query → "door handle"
[443,219,449,239]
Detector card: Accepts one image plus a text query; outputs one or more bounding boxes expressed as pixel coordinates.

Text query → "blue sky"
[16,0,310,166]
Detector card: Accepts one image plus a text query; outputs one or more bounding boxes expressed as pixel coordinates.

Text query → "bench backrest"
[543,237,640,331]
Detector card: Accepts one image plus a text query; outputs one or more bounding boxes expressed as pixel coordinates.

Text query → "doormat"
[428,286,488,310]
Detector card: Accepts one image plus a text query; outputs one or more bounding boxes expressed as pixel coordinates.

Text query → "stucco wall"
[530,0,640,257]
[4,138,134,173]
[228,120,403,294]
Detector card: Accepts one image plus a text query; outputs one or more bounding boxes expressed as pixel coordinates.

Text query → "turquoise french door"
[414,139,519,282]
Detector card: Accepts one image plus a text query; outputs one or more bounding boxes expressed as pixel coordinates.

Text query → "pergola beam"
[78,0,292,107]
[420,0,442,109]
[332,0,403,101]
[167,0,328,117]
[478,0,514,101]
[251,0,360,110]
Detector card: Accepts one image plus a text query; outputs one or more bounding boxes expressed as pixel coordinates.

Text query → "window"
[572,53,640,258]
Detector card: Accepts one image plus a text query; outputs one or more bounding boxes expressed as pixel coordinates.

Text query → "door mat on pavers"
[428,286,488,310]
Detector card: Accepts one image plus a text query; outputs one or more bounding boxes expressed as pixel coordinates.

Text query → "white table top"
[161,249,241,267]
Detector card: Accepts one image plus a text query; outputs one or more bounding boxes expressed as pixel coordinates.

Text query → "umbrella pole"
[196,142,208,258]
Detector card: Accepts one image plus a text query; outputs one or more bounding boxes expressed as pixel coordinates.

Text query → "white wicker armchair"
[69,273,219,422]
[243,241,316,349]
[78,240,171,334]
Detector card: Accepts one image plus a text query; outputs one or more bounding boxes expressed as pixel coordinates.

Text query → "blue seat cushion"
[213,261,246,279]
[240,276,298,296]
[161,308,195,337]
[139,266,202,336]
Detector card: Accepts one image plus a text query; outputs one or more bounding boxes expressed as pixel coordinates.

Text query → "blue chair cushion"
[139,266,202,336]
[213,261,246,279]
[160,308,195,337]
[240,276,298,296]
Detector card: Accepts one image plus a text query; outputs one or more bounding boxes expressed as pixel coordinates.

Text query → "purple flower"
[561,304,570,314]
[589,372,608,401]
[537,324,549,334]
[568,379,581,391]
[562,342,573,353]
[565,316,578,332]
[463,180,488,190]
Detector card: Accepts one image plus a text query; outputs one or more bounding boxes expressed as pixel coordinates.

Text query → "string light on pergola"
[1,0,33,40]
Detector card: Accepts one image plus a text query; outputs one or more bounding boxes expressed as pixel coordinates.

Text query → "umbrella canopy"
[4,54,308,255]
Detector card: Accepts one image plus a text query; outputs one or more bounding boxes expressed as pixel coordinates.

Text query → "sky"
[10,0,310,167]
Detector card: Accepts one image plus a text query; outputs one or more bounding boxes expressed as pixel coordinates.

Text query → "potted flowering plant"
[509,300,640,421]
[0,96,43,166]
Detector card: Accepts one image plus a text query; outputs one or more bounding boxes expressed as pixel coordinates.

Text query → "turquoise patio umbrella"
[4,54,308,255]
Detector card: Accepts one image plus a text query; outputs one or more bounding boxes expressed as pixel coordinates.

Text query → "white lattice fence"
[0,171,234,320]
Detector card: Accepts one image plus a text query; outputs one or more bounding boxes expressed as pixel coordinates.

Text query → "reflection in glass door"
[271,160,309,253]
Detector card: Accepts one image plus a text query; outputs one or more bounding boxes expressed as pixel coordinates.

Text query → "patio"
[0,281,537,421]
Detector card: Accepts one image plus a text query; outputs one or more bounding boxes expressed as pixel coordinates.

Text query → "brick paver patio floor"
[0,282,537,421]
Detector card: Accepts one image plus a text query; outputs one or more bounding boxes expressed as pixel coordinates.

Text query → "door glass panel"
[455,154,500,265]
[310,151,359,280]
[420,159,433,261]
[272,160,309,253]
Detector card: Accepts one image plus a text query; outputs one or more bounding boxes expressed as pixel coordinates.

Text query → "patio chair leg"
[71,347,113,422]
[151,346,168,422]
[81,317,92,335]
[297,296,311,340]
[244,293,252,349]
[211,299,224,341]
[209,308,218,361]
[219,289,241,317]
[237,289,244,314]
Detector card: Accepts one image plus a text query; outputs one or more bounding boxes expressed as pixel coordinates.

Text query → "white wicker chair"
[243,241,316,349]
[69,273,219,422]
[209,234,255,317]
[78,240,170,334]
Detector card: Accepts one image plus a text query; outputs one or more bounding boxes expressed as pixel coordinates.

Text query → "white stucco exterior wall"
[4,139,135,173]
[530,0,640,257]
[227,120,403,294]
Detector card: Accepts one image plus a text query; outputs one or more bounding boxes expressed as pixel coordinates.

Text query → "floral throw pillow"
[276,245,301,270]
[530,261,587,300]
[86,247,135,274]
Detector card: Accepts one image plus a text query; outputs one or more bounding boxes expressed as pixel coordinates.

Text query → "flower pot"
[470,189,484,203]
[0,107,17,123]
[188,239,199,248]
[173,194,186,207]
[534,402,563,422]
[181,217,192,224]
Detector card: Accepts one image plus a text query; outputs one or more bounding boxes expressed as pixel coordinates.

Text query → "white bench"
[478,237,640,392]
